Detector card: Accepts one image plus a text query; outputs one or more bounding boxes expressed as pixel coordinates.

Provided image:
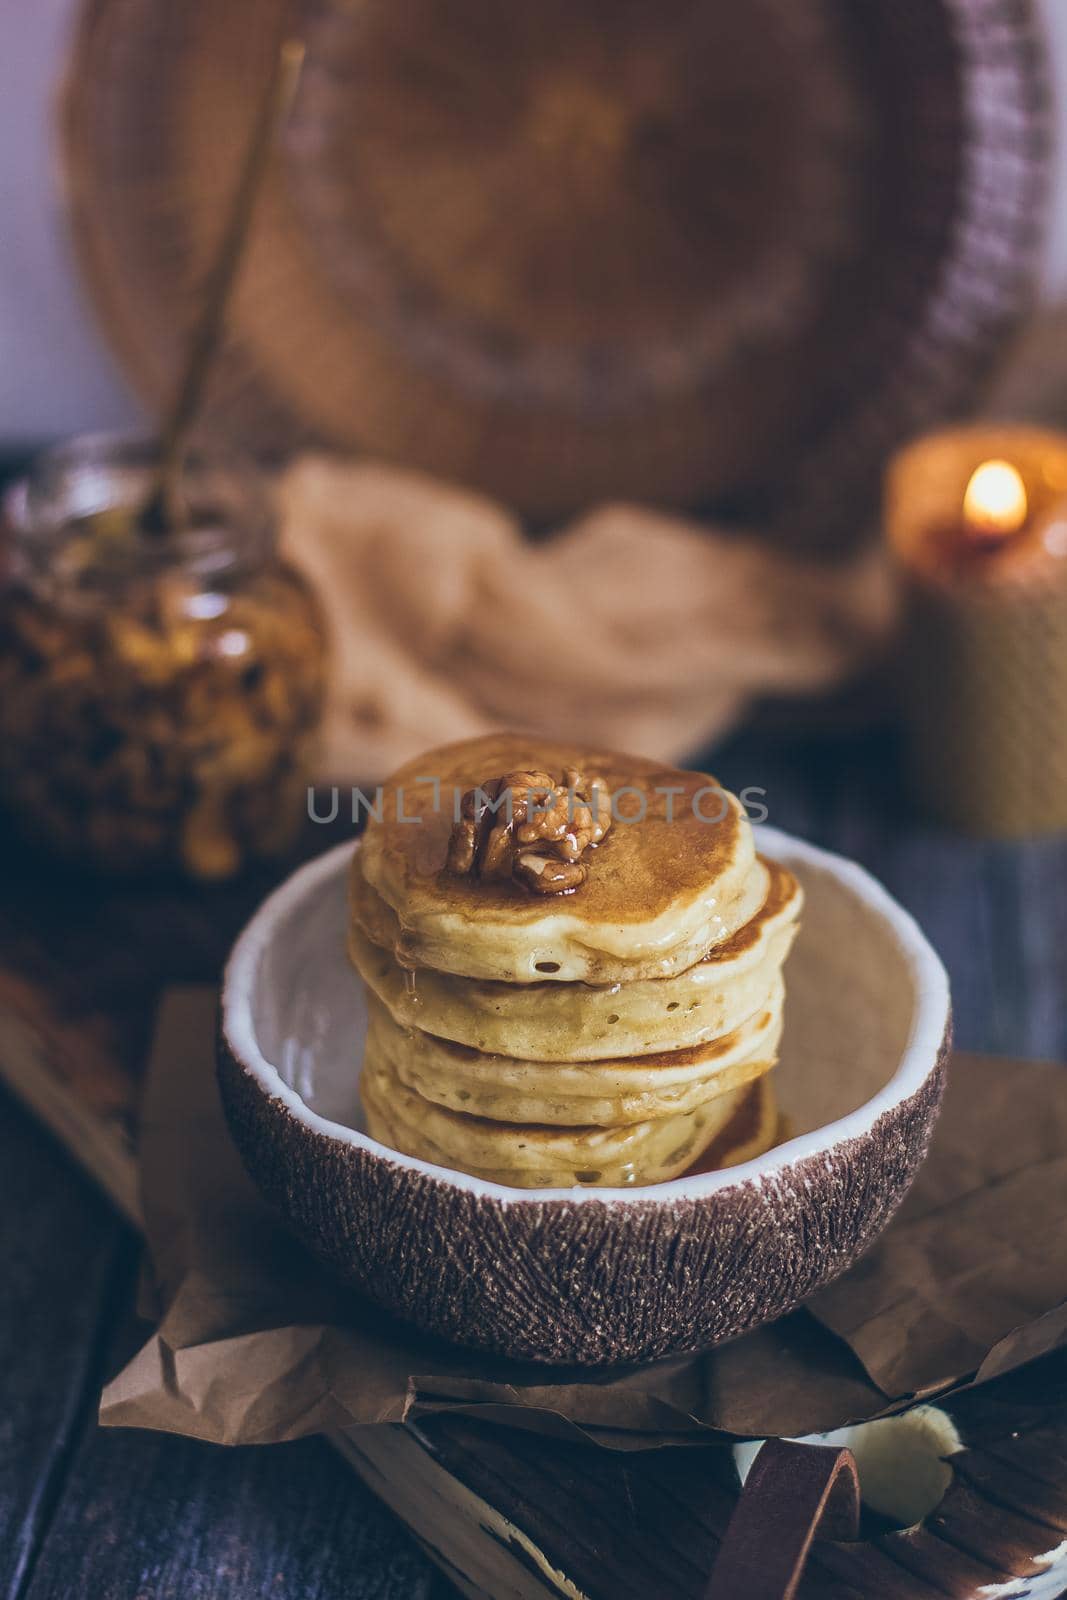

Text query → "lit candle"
[886,426,1067,836]
[962,459,1027,543]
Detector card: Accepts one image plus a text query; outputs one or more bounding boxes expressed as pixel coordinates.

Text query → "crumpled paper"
[101,989,1067,1449]
[279,459,895,783]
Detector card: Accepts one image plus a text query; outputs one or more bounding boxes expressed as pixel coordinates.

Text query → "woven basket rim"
[59,0,1052,551]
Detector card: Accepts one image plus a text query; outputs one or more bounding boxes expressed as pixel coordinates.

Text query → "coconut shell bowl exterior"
[218,828,951,1366]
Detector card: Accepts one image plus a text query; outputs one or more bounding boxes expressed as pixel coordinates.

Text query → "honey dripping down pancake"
[351,736,798,1186]
[349,856,800,1061]
[361,1051,779,1188]
[364,986,782,1126]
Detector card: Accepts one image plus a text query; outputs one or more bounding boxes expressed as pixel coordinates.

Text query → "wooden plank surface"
[0,1091,130,1600]
[18,1368,442,1600]
[342,1353,1067,1600]
[2,720,1067,1598]
[0,1083,448,1600]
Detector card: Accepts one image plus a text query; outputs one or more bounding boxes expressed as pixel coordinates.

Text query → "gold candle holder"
[886,425,1067,836]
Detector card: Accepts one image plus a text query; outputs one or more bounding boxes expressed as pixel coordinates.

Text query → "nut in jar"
[0,435,326,878]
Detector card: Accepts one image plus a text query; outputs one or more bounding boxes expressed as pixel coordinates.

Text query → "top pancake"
[356,734,761,983]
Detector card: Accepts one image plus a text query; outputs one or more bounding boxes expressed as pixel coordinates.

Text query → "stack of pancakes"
[349,735,801,1188]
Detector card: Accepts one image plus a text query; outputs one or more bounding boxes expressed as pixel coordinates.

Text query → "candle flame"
[962,460,1028,540]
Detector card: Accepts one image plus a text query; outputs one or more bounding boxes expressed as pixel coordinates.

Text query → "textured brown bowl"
[218,829,951,1364]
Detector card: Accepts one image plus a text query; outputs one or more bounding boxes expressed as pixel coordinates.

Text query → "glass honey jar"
[0,434,325,878]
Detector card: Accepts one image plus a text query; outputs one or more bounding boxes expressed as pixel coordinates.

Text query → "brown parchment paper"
[100,989,1067,1448]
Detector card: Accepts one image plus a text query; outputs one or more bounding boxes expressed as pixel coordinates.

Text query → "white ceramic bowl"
[218,828,951,1365]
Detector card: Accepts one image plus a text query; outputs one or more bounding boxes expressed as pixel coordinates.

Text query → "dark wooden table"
[3,720,1066,1600]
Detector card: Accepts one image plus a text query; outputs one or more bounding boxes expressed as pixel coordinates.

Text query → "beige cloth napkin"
[280,457,895,782]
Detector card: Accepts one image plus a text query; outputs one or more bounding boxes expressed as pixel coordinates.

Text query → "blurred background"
[3,0,1067,448]
[2,0,1067,1008]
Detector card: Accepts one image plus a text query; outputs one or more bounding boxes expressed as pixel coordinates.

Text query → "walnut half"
[446,766,611,895]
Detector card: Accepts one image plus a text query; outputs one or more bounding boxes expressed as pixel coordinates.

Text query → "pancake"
[360,1046,777,1187]
[682,1073,781,1175]
[364,985,782,1125]
[349,857,801,1061]
[355,734,764,982]
[350,733,799,1188]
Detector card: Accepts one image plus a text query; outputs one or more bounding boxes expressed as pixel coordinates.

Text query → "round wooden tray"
[62,0,1049,548]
